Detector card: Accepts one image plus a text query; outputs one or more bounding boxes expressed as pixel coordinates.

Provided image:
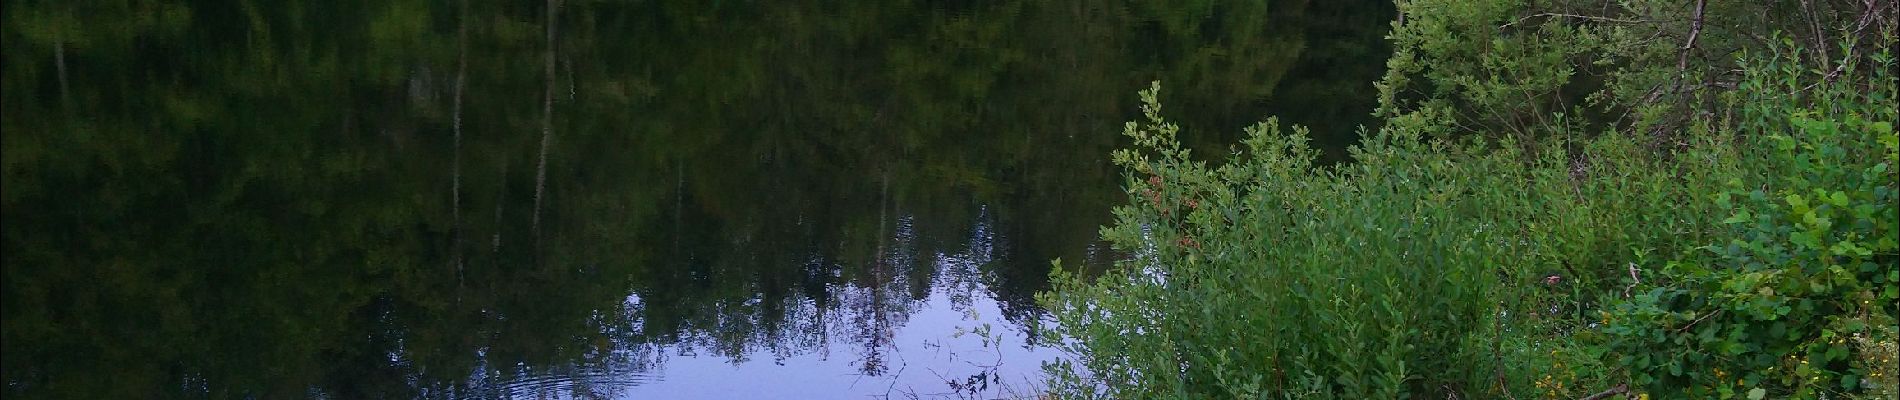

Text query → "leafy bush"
[1601,44,1899,399]
[1379,0,1891,146]
[1035,0,1898,397]
[1036,81,1738,398]
[1036,35,1897,400]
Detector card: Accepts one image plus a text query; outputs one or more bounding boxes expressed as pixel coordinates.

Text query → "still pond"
[1,1,1390,398]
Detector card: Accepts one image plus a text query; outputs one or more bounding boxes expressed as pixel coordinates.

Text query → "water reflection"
[439,206,1062,399]
[1,0,1390,398]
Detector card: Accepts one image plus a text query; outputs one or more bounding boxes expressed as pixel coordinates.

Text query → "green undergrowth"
[1036,41,1896,399]
[1599,45,1899,398]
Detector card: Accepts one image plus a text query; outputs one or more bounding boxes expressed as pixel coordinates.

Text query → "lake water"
[1,1,1390,398]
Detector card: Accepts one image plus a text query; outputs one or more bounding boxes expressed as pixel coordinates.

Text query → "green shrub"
[1037,1,1897,397]
[1036,81,1735,398]
[1380,0,1890,147]
[1602,43,1899,399]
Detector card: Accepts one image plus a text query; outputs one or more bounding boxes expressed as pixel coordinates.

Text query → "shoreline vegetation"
[1037,1,1897,399]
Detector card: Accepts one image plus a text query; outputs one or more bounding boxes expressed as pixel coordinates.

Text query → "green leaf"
[1826,191,1849,207]
[1787,193,1811,216]
[1825,344,1848,361]
[1790,231,1820,249]
[1773,135,1797,151]
[1748,387,1766,400]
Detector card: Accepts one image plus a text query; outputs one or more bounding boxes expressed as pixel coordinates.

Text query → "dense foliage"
[1601,46,1898,398]
[1039,1,1896,398]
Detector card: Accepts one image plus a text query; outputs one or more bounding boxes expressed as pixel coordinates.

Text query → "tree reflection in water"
[1,0,1392,397]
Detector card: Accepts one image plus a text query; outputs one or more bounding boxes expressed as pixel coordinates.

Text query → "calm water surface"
[1,1,1390,398]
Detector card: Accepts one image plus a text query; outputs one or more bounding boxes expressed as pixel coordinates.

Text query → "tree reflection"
[1,0,1391,397]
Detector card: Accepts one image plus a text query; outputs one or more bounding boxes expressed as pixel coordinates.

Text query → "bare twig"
[1673,309,1724,334]
[1795,1,1886,94]
[1500,12,1646,30]
[1577,383,1629,400]
[1801,0,1830,72]
[1676,0,1707,72]
[1494,303,1519,400]
[1622,262,1641,298]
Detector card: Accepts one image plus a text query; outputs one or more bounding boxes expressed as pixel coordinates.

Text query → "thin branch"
[1494,303,1519,400]
[1795,2,1885,94]
[1652,0,1709,146]
[1623,262,1641,298]
[1801,0,1829,72]
[1673,309,1724,334]
[1500,12,1646,30]
[1577,383,1629,400]
[1676,0,1707,72]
